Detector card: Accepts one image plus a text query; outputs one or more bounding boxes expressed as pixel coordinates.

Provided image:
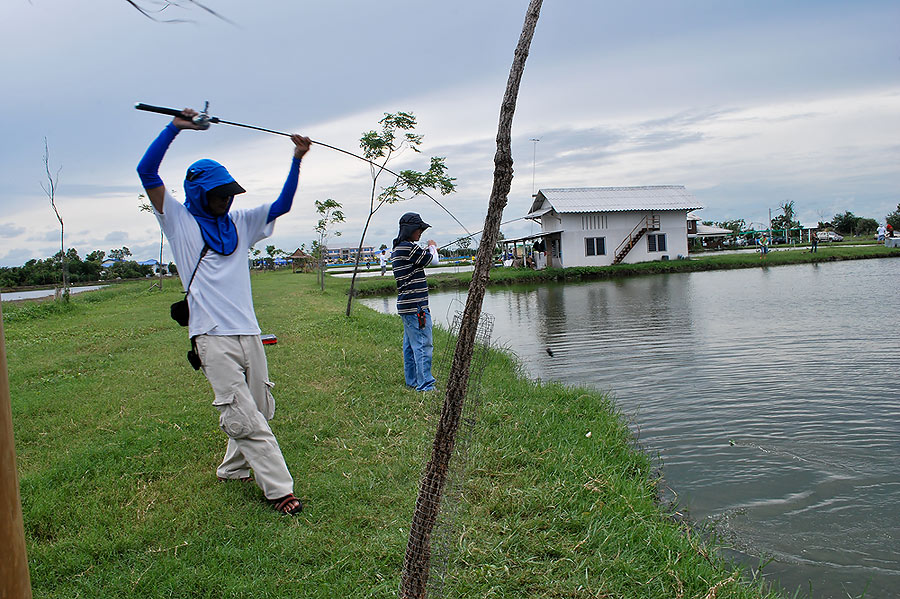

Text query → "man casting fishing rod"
[137,107,309,515]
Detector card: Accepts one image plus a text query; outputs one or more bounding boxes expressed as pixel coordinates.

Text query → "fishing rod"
[436,216,530,251]
[135,102,472,236]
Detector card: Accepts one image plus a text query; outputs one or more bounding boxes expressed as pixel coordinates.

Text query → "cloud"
[0,223,25,238]
[28,229,63,243]
[104,231,130,243]
[2,1,898,266]
[1,246,43,267]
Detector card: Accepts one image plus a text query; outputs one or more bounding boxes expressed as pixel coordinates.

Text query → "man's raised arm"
[137,108,205,213]
[266,134,312,224]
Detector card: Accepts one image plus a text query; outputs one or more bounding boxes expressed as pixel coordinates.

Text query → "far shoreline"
[355,244,900,297]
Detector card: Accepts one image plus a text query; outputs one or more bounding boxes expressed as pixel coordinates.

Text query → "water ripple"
[362,258,900,598]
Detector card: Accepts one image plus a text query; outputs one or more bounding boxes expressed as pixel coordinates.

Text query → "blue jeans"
[401,308,436,391]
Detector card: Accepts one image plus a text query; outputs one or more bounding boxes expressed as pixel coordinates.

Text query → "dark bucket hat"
[394,212,431,247]
[399,212,431,230]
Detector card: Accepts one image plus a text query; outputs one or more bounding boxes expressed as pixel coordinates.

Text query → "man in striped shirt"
[391,213,439,391]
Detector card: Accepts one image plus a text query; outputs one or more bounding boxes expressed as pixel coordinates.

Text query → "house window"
[585,237,606,256]
[647,233,667,252]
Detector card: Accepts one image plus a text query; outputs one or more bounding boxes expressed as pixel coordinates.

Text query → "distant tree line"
[888,204,900,231]
[828,211,879,237]
[706,202,898,239]
[0,247,171,289]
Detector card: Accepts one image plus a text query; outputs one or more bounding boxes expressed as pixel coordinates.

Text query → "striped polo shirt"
[391,241,434,314]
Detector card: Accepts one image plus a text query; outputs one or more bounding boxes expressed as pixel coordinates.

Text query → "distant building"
[325,246,376,264]
[138,258,164,273]
[522,186,703,268]
[687,212,733,248]
[287,248,313,273]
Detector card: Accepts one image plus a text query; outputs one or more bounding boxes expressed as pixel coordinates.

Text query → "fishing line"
[135,102,472,236]
[436,216,531,251]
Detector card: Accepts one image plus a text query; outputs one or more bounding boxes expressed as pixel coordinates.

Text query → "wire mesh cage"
[417,309,495,599]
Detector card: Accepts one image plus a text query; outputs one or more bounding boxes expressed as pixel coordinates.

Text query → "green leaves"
[313,198,344,244]
[377,157,457,205]
[357,111,457,206]
[359,111,425,160]
[886,203,900,230]
[379,111,418,135]
[359,131,388,160]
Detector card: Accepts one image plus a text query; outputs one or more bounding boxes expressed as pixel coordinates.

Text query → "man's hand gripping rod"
[135,102,472,237]
[136,102,286,137]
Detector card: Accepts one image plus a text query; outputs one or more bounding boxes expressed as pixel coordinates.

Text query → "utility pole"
[0,300,33,598]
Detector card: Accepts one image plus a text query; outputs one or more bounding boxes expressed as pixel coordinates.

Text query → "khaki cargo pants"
[194,334,294,500]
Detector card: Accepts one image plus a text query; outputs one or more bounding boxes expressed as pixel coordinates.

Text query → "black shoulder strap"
[184,244,210,296]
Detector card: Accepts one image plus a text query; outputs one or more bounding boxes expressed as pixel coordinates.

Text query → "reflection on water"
[363,258,900,598]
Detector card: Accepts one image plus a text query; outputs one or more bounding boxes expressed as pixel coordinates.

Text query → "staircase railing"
[613,214,660,264]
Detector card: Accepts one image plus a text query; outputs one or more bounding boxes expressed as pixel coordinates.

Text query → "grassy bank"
[356,244,900,296]
[5,272,787,598]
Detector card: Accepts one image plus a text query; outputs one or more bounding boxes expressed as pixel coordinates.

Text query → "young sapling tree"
[313,198,344,291]
[344,112,455,317]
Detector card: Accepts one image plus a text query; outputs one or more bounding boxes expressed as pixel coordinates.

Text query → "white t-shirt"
[155,190,274,337]
[378,251,388,267]
[428,244,439,265]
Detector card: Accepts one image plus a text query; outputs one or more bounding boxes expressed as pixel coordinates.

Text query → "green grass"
[355,244,900,296]
[6,272,789,598]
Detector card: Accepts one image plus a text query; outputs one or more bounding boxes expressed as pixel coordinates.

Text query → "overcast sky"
[1,0,897,266]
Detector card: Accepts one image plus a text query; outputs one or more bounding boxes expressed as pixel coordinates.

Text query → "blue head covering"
[183,159,245,255]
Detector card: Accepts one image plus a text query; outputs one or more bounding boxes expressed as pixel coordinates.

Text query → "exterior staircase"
[613,214,660,265]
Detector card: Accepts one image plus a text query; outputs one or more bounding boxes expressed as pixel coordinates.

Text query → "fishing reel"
[192,101,212,130]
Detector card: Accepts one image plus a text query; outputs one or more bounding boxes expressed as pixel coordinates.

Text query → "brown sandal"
[270,494,303,515]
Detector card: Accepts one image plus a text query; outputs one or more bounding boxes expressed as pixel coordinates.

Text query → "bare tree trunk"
[43,138,68,300]
[0,302,33,599]
[345,214,375,316]
[60,223,69,299]
[399,2,543,597]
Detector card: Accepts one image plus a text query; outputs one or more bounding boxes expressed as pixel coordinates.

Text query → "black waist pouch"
[171,298,189,326]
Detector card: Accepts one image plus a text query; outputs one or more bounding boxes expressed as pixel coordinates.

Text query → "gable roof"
[530,186,703,214]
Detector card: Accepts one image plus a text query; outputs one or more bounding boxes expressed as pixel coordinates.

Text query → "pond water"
[1,285,108,302]
[362,258,900,598]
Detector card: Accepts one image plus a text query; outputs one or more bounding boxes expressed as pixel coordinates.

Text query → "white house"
[524,186,703,268]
